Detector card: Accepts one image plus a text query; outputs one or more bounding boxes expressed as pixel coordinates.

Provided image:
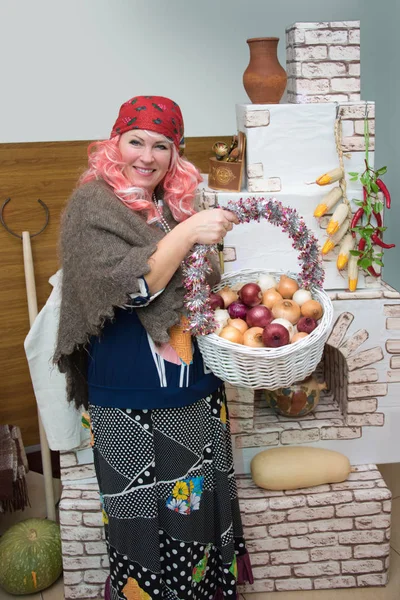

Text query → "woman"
[54,95,253,600]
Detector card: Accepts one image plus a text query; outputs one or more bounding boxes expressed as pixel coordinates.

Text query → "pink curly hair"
[79,135,201,223]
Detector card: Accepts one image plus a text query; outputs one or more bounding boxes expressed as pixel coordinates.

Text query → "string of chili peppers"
[349,114,395,280]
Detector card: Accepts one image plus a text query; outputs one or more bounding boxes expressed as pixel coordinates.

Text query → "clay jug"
[243,37,287,104]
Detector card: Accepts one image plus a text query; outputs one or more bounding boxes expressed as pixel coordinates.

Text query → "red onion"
[246,305,273,328]
[209,292,224,310]
[239,283,262,307]
[228,301,248,320]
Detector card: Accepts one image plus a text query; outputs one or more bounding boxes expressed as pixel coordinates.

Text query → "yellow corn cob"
[316,168,344,186]
[348,254,359,291]
[321,220,350,255]
[314,187,343,218]
[326,204,350,236]
[336,233,355,270]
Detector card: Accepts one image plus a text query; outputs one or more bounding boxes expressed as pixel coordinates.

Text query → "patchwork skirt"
[89,386,253,600]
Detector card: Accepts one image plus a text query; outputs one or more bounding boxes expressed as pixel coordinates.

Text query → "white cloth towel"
[24,271,87,451]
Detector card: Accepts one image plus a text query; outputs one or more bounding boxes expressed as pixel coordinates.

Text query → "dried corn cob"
[314,187,343,218]
[316,168,344,186]
[326,204,350,236]
[336,233,355,270]
[321,220,350,255]
[348,254,359,291]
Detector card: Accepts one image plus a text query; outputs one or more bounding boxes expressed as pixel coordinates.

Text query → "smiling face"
[118,130,172,194]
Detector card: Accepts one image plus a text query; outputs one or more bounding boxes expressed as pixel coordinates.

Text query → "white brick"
[349,30,361,44]
[271,550,309,565]
[244,109,270,128]
[85,542,108,555]
[62,464,97,482]
[347,368,378,384]
[82,491,100,500]
[60,511,83,526]
[84,569,109,584]
[243,525,268,540]
[252,565,291,579]
[242,512,285,526]
[60,499,101,511]
[346,414,384,427]
[101,555,110,569]
[314,576,356,589]
[355,515,391,530]
[354,543,391,558]
[83,512,104,527]
[64,584,103,599]
[320,426,361,440]
[290,533,337,548]
[235,432,279,448]
[305,30,348,44]
[237,580,274,593]
[294,561,340,576]
[63,571,84,585]
[330,21,360,28]
[269,496,306,510]
[307,491,353,507]
[302,62,346,78]
[61,526,103,542]
[61,541,84,556]
[62,489,82,499]
[275,578,312,591]
[247,163,263,178]
[249,552,270,566]
[222,247,236,263]
[342,136,375,152]
[239,498,269,514]
[354,489,391,502]
[329,46,360,60]
[247,538,289,552]
[280,428,320,444]
[341,559,384,574]
[288,506,334,521]
[308,518,353,533]
[63,556,102,570]
[336,502,383,517]
[347,382,387,398]
[331,481,374,491]
[354,119,375,135]
[346,399,378,414]
[339,530,385,544]
[269,522,308,537]
[247,177,282,193]
[349,63,361,76]
[339,103,375,119]
[357,573,389,586]
[285,485,331,495]
[311,546,352,561]
[60,452,78,468]
[293,46,328,61]
[331,78,360,93]
[295,79,330,94]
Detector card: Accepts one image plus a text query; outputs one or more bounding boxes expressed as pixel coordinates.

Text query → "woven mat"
[0,425,30,512]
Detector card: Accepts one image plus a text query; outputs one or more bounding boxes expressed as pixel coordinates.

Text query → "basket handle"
[183,197,324,336]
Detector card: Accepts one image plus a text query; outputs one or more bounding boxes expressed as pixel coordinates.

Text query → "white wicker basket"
[196,269,333,390]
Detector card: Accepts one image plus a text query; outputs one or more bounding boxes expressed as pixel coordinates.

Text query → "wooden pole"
[22,231,56,521]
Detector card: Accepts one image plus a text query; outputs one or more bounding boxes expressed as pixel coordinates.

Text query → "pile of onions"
[212,274,324,349]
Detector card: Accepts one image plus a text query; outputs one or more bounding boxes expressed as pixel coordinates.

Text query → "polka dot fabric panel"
[89,387,253,599]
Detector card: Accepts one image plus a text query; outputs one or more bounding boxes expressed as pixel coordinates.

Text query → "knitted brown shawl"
[54,179,220,409]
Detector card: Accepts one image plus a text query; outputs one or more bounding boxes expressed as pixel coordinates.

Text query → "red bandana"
[110,95,184,150]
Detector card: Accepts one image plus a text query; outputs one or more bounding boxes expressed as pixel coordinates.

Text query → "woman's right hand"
[183,209,239,245]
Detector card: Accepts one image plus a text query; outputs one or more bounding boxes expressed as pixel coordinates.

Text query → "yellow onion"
[277,275,299,299]
[271,299,301,324]
[261,288,283,309]
[301,299,323,320]
[219,325,243,344]
[217,287,238,308]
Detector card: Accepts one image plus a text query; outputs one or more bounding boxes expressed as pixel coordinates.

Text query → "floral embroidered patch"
[166,476,204,515]
[192,544,211,582]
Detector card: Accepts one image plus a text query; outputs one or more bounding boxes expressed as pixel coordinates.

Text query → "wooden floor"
[0,464,399,599]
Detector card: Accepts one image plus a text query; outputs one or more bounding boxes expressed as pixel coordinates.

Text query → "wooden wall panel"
[0,135,230,446]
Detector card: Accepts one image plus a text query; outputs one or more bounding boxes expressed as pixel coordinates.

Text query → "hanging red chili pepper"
[367,265,380,278]
[350,207,364,237]
[372,211,382,228]
[371,232,396,249]
[376,179,391,209]
[358,238,366,251]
